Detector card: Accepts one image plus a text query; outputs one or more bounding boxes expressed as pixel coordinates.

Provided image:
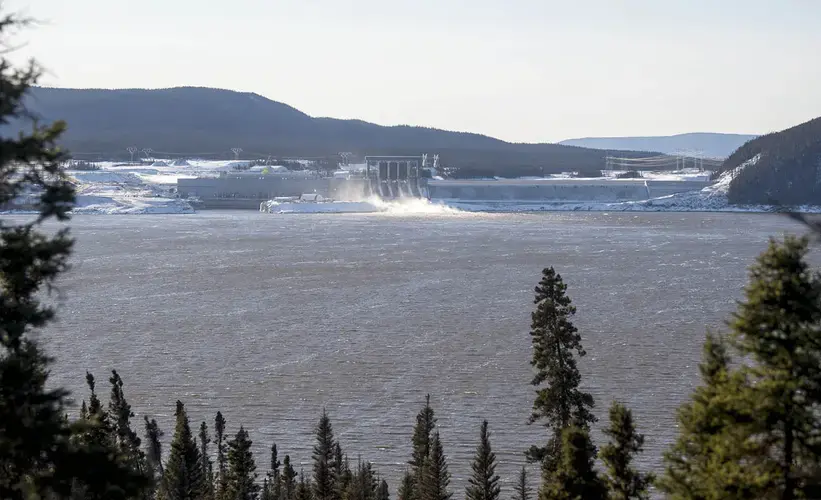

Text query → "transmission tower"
[126,146,137,163]
[231,148,243,161]
[141,148,153,161]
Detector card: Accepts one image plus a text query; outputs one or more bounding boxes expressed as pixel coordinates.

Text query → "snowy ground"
[36,159,248,215]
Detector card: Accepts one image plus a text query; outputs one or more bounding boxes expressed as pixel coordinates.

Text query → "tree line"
[5,10,821,499]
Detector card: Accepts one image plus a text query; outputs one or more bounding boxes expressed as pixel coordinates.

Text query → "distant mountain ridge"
[559,133,758,159]
[17,86,658,176]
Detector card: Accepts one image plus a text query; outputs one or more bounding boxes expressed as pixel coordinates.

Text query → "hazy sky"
[6,0,821,143]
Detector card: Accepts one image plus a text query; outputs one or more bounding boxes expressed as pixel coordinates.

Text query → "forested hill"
[19,86,658,176]
[724,116,821,205]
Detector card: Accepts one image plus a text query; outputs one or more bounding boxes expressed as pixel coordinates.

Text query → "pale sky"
[6,0,821,143]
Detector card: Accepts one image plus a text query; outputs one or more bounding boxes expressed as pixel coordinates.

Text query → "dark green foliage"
[378,479,389,500]
[615,170,641,179]
[410,395,437,496]
[419,433,450,500]
[333,443,352,500]
[161,401,208,500]
[215,411,227,498]
[108,370,147,480]
[199,422,213,499]
[600,402,653,500]
[282,455,298,500]
[539,426,606,500]
[465,421,500,500]
[727,235,821,498]
[0,16,150,496]
[265,442,282,500]
[225,426,260,500]
[144,416,165,480]
[296,471,314,500]
[527,267,595,470]
[512,467,530,500]
[723,116,821,205]
[659,333,765,499]
[343,460,379,500]
[661,236,821,499]
[313,409,338,500]
[397,472,414,500]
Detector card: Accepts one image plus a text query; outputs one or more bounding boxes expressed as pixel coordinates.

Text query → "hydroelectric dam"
[176,155,428,209]
[175,153,712,209]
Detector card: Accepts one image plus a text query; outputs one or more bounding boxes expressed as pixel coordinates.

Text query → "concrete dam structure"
[176,156,427,209]
[427,178,710,203]
[362,155,424,198]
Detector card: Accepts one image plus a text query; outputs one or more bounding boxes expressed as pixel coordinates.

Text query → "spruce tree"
[539,426,605,500]
[600,402,653,500]
[199,421,214,499]
[378,479,390,500]
[296,471,314,500]
[465,421,500,500]
[527,268,595,472]
[144,416,165,480]
[282,455,298,500]
[419,432,451,500]
[224,426,260,500]
[108,370,146,480]
[267,442,282,500]
[334,444,352,500]
[397,472,414,500]
[313,409,338,500]
[511,467,530,500]
[215,411,228,498]
[161,400,207,500]
[409,394,437,497]
[659,333,766,499]
[727,235,821,499]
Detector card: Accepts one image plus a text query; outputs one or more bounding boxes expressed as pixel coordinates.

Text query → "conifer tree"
[409,394,437,497]
[419,432,451,500]
[659,333,766,499]
[313,409,338,500]
[199,421,214,499]
[224,426,260,500]
[0,14,138,497]
[282,455,298,500]
[161,401,207,500]
[527,267,595,472]
[397,472,414,500]
[378,479,390,500]
[334,444,352,500]
[660,237,821,499]
[511,467,530,500]
[296,471,314,500]
[108,369,146,480]
[262,478,274,500]
[600,402,653,500]
[215,411,228,498]
[539,426,605,500]
[727,235,821,499]
[144,416,165,480]
[465,421,500,500]
[267,442,282,500]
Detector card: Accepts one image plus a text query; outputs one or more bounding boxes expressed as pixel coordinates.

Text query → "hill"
[559,133,758,159]
[17,86,658,176]
[723,116,821,206]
